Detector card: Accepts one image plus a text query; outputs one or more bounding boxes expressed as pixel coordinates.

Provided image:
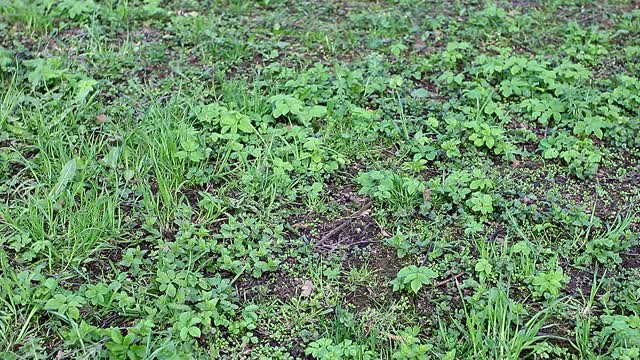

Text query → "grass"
[1,0,640,358]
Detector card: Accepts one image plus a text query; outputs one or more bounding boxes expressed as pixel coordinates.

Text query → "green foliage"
[466,192,494,215]
[430,169,496,216]
[576,215,635,267]
[457,287,548,359]
[391,327,433,359]
[392,265,439,294]
[385,230,413,258]
[44,293,86,320]
[540,133,602,179]
[1,0,639,358]
[474,258,493,282]
[268,94,327,125]
[174,312,202,341]
[356,170,427,215]
[529,268,569,300]
[306,338,375,359]
[597,315,640,360]
[464,120,508,154]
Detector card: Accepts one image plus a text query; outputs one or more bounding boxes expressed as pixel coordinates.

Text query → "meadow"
[1,0,639,358]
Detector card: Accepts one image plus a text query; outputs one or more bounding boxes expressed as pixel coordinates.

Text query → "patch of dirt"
[317,213,379,250]
[59,27,88,42]
[289,345,312,360]
[565,265,596,297]
[235,269,301,302]
[348,243,402,280]
[412,78,446,101]
[98,312,133,328]
[287,181,378,250]
[500,150,640,224]
[342,243,403,311]
[135,62,172,86]
[555,3,634,28]
[180,186,205,212]
[83,247,123,279]
[622,246,640,269]
[509,0,545,11]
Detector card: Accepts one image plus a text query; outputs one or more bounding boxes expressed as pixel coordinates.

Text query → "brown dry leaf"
[412,38,427,51]
[423,188,432,203]
[300,280,314,297]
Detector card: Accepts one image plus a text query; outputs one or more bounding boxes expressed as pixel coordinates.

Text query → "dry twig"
[316,200,373,246]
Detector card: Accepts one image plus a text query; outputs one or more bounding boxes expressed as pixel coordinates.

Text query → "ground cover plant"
[1,0,639,358]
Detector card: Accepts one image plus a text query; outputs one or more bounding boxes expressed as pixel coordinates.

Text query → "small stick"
[380,331,404,343]
[433,272,465,288]
[320,239,380,251]
[317,201,373,245]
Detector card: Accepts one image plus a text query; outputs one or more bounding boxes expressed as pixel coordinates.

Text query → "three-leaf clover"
[45,294,86,320]
[175,312,202,340]
[466,192,494,215]
[475,258,493,279]
[530,268,569,299]
[392,265,439,294]
[220,110,253,134]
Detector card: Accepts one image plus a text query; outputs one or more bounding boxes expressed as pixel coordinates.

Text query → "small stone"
[300,280,314,297]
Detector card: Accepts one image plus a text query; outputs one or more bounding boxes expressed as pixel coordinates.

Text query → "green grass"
[1,0,640,358]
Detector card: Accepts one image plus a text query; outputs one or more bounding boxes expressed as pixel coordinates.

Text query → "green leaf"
[411,88,430,98]
[485,137,495,148]
[475,259,493,275]
[308,105,327,118]
[45,294,66,310]
[124,169,135,181]
[410,279,422,293]
[75,78,98,102]
[237,116,253,133]
[188,327,201,337]
[49,158,77,200]
[68,306,80,319]
[110,329,124,343]
[543,148,559,159]
[273,103,289,118]
[512,241,531,256]
[101,147,120,168]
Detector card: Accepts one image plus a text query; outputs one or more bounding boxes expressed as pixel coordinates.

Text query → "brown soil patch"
[622,245,640,269]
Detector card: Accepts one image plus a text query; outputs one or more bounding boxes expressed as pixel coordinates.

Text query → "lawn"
[1,0,639,358]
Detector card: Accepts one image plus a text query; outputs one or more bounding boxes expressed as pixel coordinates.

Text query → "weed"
[1,0,638,358]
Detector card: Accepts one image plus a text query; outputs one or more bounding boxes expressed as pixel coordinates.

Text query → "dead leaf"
[412,38,427,51]
[423,188,432,203]
[300,280,314,297]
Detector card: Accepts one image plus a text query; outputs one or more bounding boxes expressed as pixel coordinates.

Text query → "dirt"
[83,247,124,279]
[565,265,596,297]
[342,243,404,311]
[235,269,301,302]
[622,245,640,269]
[555,2,637,28]
[316,213,379,250]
